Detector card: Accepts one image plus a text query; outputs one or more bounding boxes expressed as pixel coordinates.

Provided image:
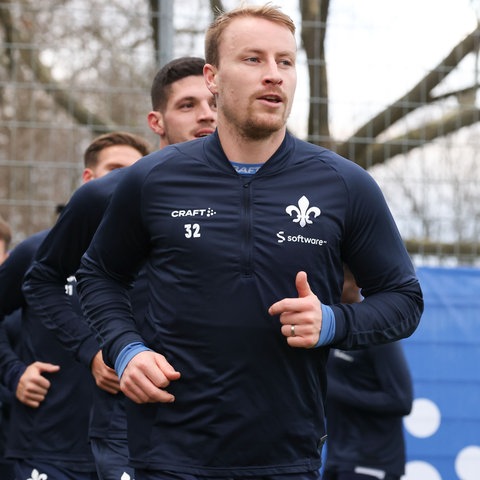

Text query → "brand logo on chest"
[276,195,327,246]
[286,195,321,227]
[171,208,217,218]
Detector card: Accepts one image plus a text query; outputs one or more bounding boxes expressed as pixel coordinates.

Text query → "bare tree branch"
[336,22,480,162]
[0,3,114,134]
[356,106,480,169]
[209,0,225,18]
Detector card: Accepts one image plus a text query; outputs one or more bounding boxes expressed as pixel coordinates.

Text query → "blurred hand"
[91,350,121,394]
[120,350,181,404]
[16,361,60,408]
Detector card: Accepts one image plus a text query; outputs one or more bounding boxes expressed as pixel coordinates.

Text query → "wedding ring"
[290,325,296,337]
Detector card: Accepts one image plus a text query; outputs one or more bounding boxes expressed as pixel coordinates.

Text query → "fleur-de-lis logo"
[286,195,321,227]
[28,468,48,480]
[121,473,132,480]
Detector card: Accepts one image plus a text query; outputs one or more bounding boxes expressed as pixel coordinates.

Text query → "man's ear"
[147,110,165,136]
[203,64,218,95]
[82,168,94,183]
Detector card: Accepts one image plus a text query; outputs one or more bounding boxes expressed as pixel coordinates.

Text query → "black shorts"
[90,437,135,480]
[14,459,98,480]
[134,470,321,480]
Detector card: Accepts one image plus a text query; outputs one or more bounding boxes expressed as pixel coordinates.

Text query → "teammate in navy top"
[323,266,413,480]
[0,132,150,480]
[77,5,423,480]
[0,217,15,479]
[23,57,217,480]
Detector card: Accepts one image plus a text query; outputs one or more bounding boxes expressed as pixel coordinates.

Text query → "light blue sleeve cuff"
[115,341,152,378]
[315,304,336,347]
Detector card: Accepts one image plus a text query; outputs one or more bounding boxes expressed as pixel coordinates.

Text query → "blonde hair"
[205,3,295,66]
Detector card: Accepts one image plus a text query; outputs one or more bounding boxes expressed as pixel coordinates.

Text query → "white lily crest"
[28,469,48,480]
[286,195,321,227]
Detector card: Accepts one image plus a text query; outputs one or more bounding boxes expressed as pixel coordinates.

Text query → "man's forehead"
[167,76,212,104]
[220,17,296,54]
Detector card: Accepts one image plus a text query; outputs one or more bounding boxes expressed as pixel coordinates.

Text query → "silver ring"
[290,325,296,337]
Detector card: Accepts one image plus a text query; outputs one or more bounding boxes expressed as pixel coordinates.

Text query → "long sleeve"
[22,175,120,367]
[328,158,423,348]
[77,166,150,367]
[327,342,413,416]
[0,317,26,393]
[0,233,42,319]
[0,235,42,393]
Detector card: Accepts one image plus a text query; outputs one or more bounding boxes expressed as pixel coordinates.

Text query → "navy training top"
[77,131,423,476]
[324,342,413,477]
[23,168,148,440]
[0,231,95,470]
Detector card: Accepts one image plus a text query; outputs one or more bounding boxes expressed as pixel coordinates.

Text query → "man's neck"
[217,124,286,165]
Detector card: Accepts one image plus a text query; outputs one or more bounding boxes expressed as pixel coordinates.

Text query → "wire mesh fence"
[1,0,479,266]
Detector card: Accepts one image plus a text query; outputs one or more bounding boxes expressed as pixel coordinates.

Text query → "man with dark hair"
[0,131,150,480]
[23,57,217,480]
[148,56,216,147]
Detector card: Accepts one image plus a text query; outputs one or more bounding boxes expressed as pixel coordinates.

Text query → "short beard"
[239,118,286,140]
[220,97,289,141]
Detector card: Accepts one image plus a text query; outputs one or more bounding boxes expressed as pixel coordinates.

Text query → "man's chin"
[242,118,286,140]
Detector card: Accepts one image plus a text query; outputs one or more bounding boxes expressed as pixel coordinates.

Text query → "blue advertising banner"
[402,266,480,480]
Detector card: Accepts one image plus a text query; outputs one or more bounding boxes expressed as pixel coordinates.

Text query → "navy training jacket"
[0,231,95,470]
[325,342,413,477]
[22,169,145,441]
[77,131,423,476]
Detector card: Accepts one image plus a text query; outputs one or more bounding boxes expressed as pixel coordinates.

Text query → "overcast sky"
[325,0,477,137]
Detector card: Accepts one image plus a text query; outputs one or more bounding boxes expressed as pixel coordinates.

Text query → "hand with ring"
[268,271,323,348]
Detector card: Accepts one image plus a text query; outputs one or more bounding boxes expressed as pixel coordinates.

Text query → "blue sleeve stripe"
[115,341,152,378]
[315,304,335,347]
